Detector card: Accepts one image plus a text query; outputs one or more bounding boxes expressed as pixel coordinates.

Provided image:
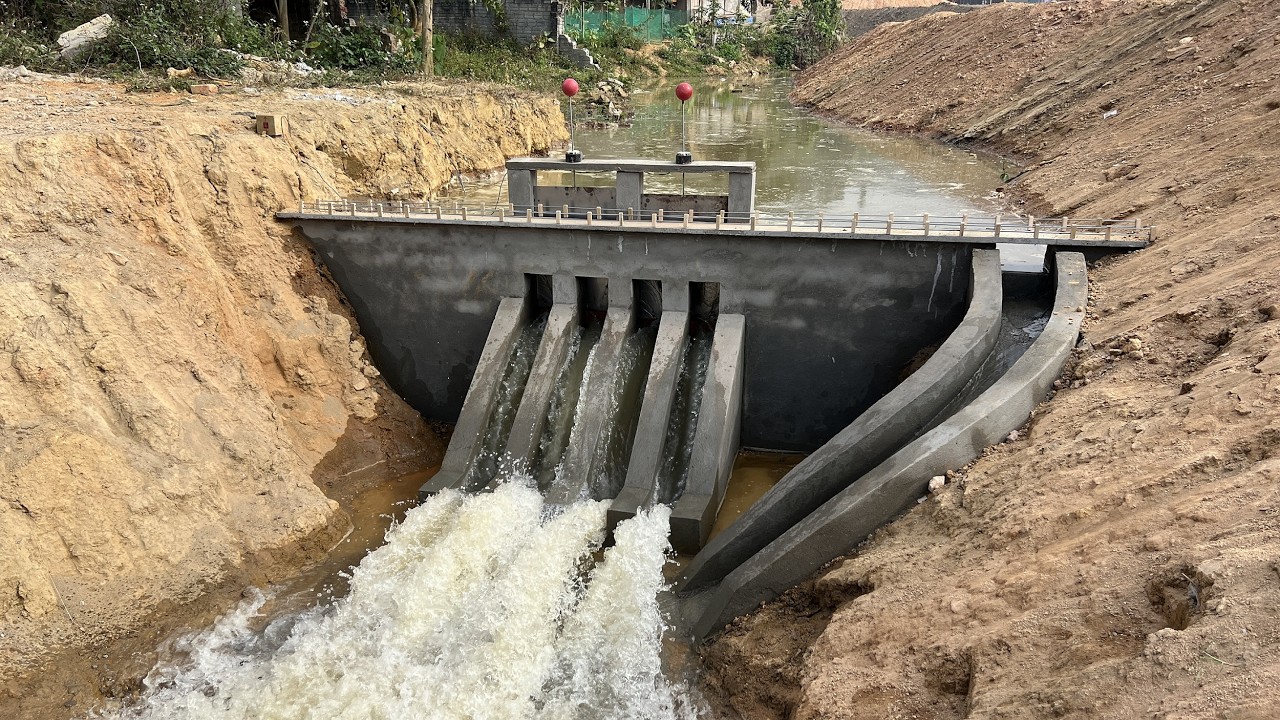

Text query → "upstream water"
[95,76,1018,720]
[445,76,1007,220]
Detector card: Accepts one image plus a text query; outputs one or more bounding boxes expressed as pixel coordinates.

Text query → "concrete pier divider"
[677,248,1004,592]
[545,281,637,504]
[419,296,530,498]
[499,276,581,476]
[686,252,1088,639]
[670,314,746,554]
[607,308,690,530]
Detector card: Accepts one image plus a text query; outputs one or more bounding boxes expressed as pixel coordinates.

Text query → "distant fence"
[564,8,691,41]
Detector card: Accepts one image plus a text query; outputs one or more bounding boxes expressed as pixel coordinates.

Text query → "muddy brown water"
[444,75,1008,220]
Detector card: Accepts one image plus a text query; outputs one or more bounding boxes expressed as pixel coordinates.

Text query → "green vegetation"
[0,0,288,77]
[766,0,844,69]
[432,33,604,90]
[0,0,843,91]
[619,0,845,73]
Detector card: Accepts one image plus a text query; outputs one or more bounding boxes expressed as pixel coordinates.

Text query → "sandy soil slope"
[0,77,564,715]
[703,1,1280,718]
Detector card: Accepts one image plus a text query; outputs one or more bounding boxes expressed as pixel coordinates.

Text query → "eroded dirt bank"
[704,1,1280,718]
[0,78,565,715]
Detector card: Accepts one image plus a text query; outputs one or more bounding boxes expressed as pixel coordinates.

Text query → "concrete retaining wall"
[686,251,1087,639]
[678,247,1003,591]
[290,218,972,451]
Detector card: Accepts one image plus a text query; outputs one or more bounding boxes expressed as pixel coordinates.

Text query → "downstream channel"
[93,76,1014,720]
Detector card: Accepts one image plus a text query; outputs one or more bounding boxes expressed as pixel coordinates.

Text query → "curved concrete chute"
[685,251,1087,640]
[676,248,1004,592]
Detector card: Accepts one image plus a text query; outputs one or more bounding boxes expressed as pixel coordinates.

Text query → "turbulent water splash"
[466,316,547,489]
[97,482,701,720]
[537,324,599,491]
[593,326,657,500]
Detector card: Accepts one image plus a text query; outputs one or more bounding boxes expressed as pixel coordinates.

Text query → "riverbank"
[702,0,1280,717]
[0,76,564,718]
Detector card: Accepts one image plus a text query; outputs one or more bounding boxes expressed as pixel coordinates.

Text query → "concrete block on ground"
[670,314,746,554]
[190,84,219,96]
[58,14,113,61]
[676,248,1003,592]
[255,114,287,137]
[685,253,1087,640]
[419,296,529,498]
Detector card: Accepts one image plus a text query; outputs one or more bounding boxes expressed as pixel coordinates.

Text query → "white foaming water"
[97,481,702,720]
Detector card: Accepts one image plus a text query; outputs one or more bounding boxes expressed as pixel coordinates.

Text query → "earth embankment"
[704,1,1280,718]
[0,78,565,714]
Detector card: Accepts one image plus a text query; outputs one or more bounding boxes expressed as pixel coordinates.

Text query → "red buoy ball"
[675,82,694,102]
[562,78,580,97]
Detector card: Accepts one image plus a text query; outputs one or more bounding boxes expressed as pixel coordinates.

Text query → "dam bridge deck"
[281,200,1152,251]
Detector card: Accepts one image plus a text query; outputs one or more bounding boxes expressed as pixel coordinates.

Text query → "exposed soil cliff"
[705,1,1280,718]
[0,78,565,715]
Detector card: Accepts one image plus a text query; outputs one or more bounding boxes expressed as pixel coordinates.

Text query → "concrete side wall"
[502,301,579,468]
[608,310,690,530]
[686,252,1087,639]
[419,296,529,497]
[534,186,619,215]
[527,188,731,220]
[294,219,971,451]
[677,248,1004,591]
[640,194,730,220]
[671,314,746,553]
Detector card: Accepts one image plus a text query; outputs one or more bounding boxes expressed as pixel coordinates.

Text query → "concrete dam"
[279,156,1148,639]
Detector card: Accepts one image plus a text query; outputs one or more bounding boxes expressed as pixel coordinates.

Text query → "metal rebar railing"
[292,200,1153,243]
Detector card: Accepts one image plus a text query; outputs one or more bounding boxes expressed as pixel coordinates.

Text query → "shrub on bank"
[0,0,844,91]
[644,0,845,72]
[0,0,287,76]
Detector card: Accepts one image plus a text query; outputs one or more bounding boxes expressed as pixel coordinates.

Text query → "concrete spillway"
[418,272,744,544]
[279,156,1128,640]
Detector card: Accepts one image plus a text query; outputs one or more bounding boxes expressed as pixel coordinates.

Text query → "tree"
[276,0,291,42]
[419,0,432,77]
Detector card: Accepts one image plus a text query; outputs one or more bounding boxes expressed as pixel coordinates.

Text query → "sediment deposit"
[704,1,1280,717]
